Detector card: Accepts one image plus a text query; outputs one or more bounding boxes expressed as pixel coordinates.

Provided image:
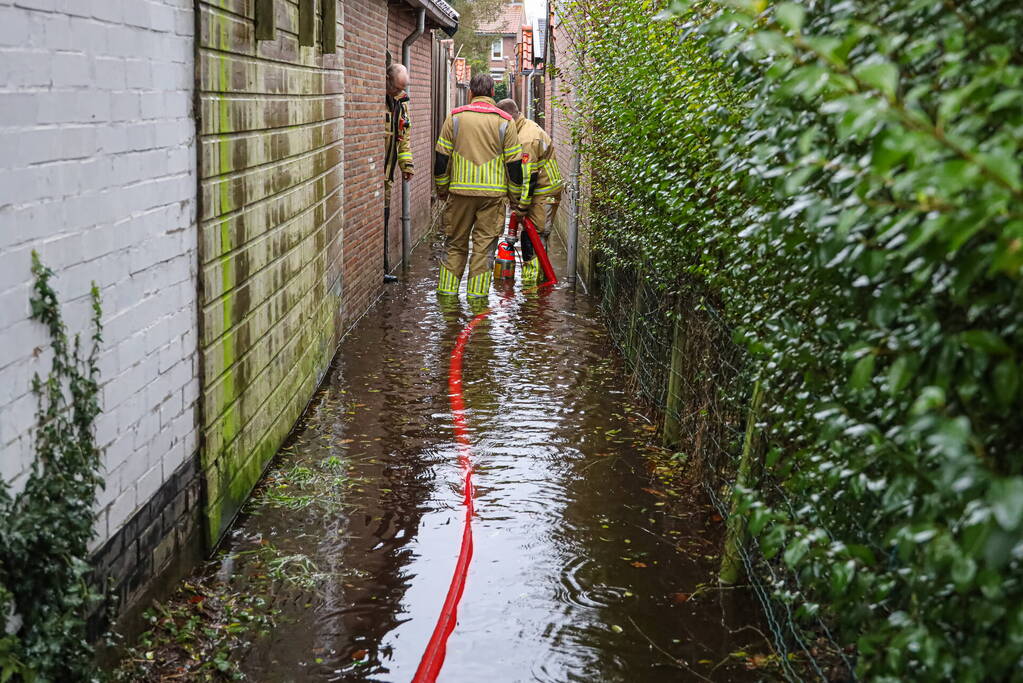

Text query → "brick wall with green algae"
[197,0,344,545]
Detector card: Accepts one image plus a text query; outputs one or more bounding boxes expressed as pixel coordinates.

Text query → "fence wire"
[598,264,855,682]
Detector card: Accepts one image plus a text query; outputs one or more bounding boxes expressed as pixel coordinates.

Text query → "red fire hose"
[508,213,558,287]
[412,218,558,682]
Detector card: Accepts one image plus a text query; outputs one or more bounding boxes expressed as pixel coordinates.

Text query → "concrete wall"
[196,0,345,545]
[0,0,203,618]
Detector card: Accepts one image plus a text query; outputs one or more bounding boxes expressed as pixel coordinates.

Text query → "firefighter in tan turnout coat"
[385,64,414,205]
[434,74,524,298]
[383,64,414,279]
[496,98,564,283]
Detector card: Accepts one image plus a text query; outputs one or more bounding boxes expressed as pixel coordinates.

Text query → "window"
[491,39,503,59]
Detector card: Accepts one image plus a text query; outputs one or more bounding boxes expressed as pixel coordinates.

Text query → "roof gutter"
[405,0,459,35]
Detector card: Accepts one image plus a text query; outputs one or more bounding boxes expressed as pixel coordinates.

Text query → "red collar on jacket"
[452,97,512,121]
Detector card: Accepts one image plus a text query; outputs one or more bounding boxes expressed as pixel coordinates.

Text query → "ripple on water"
[219,246,760,682]
[555,554,631,610]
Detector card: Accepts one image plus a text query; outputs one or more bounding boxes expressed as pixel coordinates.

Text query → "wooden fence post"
[624,275,645,367]
[720,381,764,585]
[663,312,684,448]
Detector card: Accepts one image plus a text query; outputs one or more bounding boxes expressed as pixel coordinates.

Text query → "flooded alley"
[132,239,759,683]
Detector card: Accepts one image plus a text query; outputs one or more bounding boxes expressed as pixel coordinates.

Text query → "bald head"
[387,64,409,97]
[496,98,520,118]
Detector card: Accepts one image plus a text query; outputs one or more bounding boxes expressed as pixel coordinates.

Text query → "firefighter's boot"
[466,270,493,299]
[520,257,540,284]
[437,265,461,296]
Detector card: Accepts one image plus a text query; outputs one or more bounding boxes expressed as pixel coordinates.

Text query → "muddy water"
[219,241,757,682]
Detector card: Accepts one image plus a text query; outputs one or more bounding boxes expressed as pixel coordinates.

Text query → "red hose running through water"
[412,218,557,682]
[410,311,486,683]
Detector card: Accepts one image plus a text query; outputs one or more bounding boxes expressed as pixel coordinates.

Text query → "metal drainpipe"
[566,148,580,285]
[526,71,535,119]
[401,8,425,269]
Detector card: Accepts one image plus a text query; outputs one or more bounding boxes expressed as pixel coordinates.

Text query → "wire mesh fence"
[597,263,854,682]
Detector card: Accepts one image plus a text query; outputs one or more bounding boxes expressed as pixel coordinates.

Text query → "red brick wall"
[386,6,437,257]
[342,0,388,326]
[547,14,593,286]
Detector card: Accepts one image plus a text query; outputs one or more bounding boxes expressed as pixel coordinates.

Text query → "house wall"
[547,12,593,287]
[196,0,345,545]
[0,0,446,633]
[0,0,203,622]
[341,0,387,320]
[486,33,515,76]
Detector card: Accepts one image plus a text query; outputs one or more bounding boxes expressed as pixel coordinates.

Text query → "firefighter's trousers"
[520,195,560,282]
[439,194,505,297]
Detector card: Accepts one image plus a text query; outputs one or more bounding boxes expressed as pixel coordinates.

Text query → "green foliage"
[565,0,1023,678]
[112,579,276,682]
[494,79,509,101]
[0,253,104,680]
[449,0,506,76]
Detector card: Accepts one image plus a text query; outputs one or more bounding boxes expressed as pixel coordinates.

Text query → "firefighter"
[496,98,564,283]
[384,64,414,279]
[434,74,524,299]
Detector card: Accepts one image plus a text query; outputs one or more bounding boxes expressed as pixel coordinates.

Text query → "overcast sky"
[523,0,545,22]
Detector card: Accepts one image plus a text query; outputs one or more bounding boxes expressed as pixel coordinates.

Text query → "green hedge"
[566,0,1023,679]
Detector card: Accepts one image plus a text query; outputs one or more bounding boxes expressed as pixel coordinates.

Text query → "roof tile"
[477,2,525,35]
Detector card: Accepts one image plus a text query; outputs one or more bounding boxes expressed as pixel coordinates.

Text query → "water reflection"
[214,242,756,682]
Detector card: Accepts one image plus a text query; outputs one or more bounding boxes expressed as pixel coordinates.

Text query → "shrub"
[564,0,1023,678]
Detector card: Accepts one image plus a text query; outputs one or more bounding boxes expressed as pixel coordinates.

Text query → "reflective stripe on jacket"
[385,92,413,179]
[435,96,522,198]
[514,115,563,198]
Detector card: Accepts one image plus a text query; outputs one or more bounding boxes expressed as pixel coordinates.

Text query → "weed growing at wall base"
[0,253,104,680]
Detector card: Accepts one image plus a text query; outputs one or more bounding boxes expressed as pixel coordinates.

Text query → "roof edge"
[404,0,459,32]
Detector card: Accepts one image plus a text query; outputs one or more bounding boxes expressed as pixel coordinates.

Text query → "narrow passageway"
[212,239,758,682]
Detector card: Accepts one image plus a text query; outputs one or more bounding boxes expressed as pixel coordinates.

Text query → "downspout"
[546,1,555,135]
[401,7,426,269]
[566,149,580,285]
[526,71,535,119]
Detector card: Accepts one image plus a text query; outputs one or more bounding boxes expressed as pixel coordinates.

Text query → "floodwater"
[216,239,758,682]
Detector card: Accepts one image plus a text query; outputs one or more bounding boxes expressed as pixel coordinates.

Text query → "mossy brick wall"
[197,0,344,545]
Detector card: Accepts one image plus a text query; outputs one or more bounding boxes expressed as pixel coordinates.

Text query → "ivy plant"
[0,252,104,681]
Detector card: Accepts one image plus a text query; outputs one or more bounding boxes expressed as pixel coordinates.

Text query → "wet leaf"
[990,478,1023,531]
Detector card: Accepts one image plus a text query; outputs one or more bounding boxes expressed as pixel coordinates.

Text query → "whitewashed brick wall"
[0,0,199,553]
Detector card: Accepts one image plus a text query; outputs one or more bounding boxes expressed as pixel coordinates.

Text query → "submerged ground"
[116,239,762,682]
